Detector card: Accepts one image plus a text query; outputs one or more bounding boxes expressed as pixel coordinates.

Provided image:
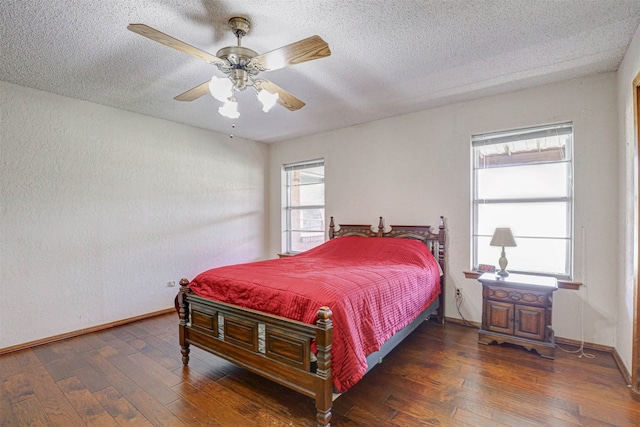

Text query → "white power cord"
[555,289,595,359]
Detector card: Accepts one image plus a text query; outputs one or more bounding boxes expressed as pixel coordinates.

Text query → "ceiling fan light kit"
[127,16,331,119]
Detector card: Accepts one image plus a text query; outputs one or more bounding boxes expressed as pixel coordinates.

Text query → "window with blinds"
[283,159,325,253]
[472,122,573,278]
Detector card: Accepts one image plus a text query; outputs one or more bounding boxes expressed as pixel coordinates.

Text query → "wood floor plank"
[171,380,257,426]
[0,353,23,380]
[183,367,295,427]
[2,372,36,404]
[42,359,74,383]
[166,397,224,427]
[81,334,109,351]
[331,379,400,421]
[25,362,85,426]
[172,354,229,383]
[389,409,442,427]
[109,327,138,343]
[453,407,510,427]
[113,386,188,427]
[579,401,640,426]
[57,376,119,426]
[84,351,187,427]
[101,337,139,357]
[333,404,396,427]
[0,381,19,426]
[128,337,183,371]
[2,313,639,427]
[12,348,41,369]
[66,335,97,355]
[31,344,64,365]
[106,353,181,405]
[12,396,51,426]
[128,351,183,388]
[384,390,457,424]
[216,368,319,424]
[93,385,154,427]
[73,364,112,393]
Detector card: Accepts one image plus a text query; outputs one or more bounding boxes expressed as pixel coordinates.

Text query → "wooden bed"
[177,216,446,427]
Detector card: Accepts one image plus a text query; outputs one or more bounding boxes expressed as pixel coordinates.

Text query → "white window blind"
[472,122,573,278]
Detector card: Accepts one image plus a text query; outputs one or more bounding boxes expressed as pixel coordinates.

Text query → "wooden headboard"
[328,216,446,273]
[329,216,446,325]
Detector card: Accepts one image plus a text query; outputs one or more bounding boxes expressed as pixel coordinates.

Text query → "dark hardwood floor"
[2,313,639,426]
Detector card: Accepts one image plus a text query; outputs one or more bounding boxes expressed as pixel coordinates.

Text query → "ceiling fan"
[127,17,331,118]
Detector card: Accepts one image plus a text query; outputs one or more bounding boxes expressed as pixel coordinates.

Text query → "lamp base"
[497,249,509,278]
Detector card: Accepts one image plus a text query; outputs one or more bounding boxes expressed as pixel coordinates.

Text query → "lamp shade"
[209,76,233,102]
[218,99,239,119]
[490,228,517,247]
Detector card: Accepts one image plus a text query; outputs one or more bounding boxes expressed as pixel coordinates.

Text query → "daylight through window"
[284,159,325,253]
[472,123,573,278]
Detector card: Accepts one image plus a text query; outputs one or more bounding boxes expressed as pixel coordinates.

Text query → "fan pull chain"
[230,123,236,139]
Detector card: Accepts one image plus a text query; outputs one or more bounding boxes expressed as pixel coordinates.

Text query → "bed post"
[437,216,446,324]
[328,217,335,239]
[178,278,191,365]
[376,216,384,237]
[315,306,333,427]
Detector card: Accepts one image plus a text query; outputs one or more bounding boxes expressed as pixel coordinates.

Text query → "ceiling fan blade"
[251,35,331,71]
[127,24,224,65]
[174,81,210,102]
[256,79,305,111]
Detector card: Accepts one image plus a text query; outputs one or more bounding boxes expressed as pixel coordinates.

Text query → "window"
[284,159,325,253]
[472,122,573,278]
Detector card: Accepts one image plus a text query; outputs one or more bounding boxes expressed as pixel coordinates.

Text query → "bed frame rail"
[178,279,334,426]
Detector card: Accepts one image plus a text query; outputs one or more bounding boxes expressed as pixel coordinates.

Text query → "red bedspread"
[188,236,441,392]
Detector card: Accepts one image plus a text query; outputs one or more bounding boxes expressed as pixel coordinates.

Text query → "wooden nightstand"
[477,272,558,359]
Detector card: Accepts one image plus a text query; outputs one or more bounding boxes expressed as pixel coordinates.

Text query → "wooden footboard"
[178,279,334,427]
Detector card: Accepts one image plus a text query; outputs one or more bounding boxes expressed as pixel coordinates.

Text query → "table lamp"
[490,227,517,277]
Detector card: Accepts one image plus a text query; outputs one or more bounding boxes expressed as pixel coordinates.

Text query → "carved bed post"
[315,306,333,427]
[178,278,191,365]
[376,216,384,237]
[437,216,446,324]
[328,217,335,239]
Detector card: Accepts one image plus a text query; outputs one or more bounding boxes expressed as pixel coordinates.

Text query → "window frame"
[471,122,574,279]
[283,159,325,254]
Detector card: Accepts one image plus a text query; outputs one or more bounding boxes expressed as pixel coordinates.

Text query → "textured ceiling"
[2,0,640,143]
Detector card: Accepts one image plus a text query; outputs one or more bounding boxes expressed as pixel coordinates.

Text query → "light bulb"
[209,76,233,102]
[219,99,239,119]
[257,89,279,112]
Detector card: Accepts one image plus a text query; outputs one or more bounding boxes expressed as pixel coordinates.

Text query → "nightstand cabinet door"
[514,304,546,341]
[485,300,514,335]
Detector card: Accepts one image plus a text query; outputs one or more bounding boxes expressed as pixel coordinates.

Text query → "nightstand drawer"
[484,286,547,308]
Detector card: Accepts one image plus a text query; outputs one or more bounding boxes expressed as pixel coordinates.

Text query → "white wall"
[617,26,640,374]
[269,73,619,347]
[0,82,268,349]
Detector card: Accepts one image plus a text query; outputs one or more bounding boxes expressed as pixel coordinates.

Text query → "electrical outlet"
[167,281,176,288]
[455,288,462,299]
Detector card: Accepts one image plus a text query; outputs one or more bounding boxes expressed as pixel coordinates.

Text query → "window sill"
[463,271,582,290]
